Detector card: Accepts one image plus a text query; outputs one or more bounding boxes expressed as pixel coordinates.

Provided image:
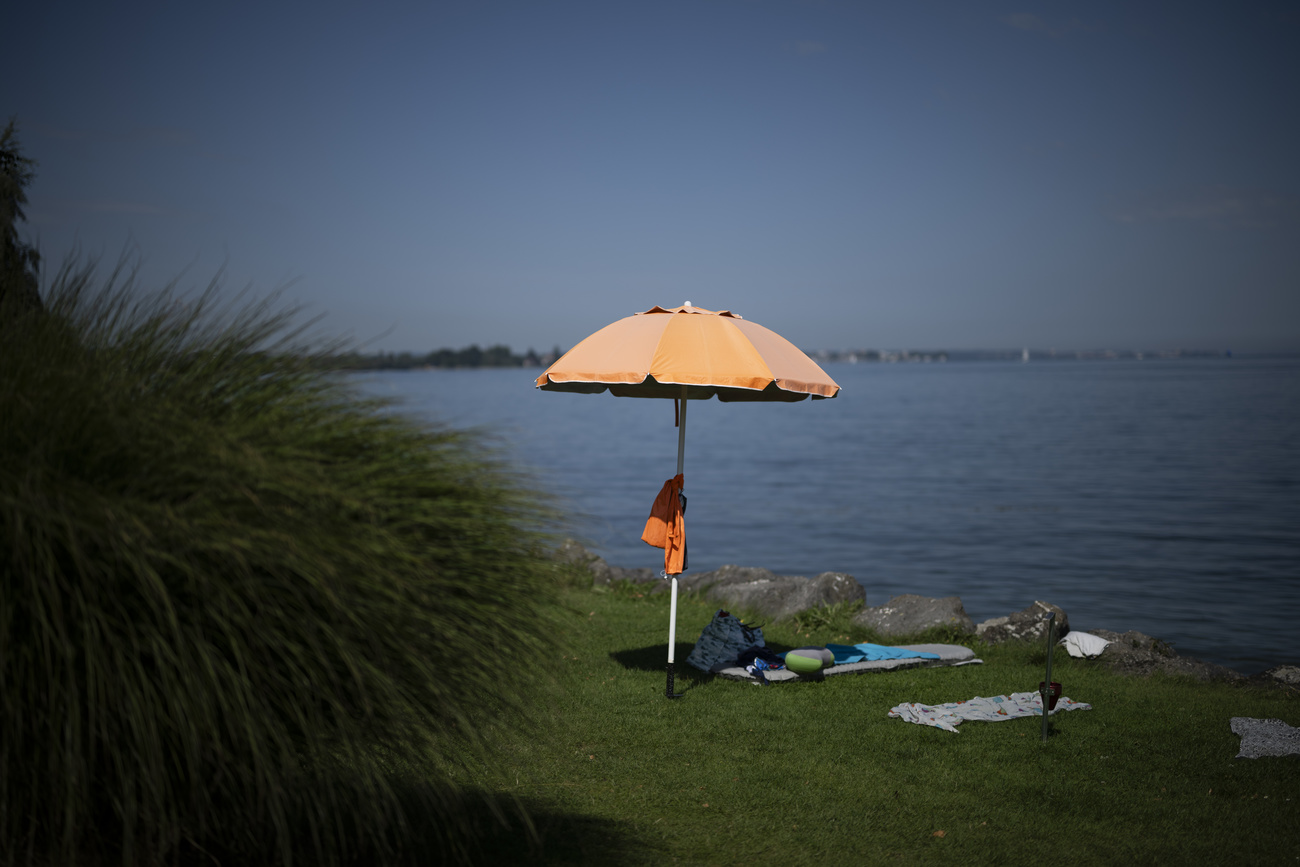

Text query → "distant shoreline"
[325,344,561,371]
[811,348,1263,364]
[332,345,1293,371]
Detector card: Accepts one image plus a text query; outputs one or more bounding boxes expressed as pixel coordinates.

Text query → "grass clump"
[0,256,564,865]
[788,600,863,641]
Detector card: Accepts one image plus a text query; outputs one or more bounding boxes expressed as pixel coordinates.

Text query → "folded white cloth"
[1060,631,1110,658]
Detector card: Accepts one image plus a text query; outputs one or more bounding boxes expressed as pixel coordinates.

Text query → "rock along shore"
[555,540,1299,689]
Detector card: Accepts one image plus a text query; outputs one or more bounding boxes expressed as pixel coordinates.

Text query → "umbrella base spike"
[665,663,683,699]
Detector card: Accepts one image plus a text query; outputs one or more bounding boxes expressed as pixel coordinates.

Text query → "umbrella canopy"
[535,302,839,698]
[535,303,840,401]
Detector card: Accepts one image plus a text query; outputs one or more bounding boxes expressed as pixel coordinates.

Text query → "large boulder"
[975,601,1069,644]
[677,564,783,595]
[553,539,658,586]
[552,542,866,621]
[852,594,974,636]
[1250,665,1300,691]
[696,570,864,621]
[1090,629,1242,682]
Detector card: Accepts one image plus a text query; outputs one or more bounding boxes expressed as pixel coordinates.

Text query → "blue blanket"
[826,643,941,665]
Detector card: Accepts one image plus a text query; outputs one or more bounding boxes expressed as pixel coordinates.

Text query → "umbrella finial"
[684,300,693,308]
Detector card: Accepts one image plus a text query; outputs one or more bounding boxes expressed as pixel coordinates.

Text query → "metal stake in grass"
[665,574,683,699]
[1041,612,1056,743]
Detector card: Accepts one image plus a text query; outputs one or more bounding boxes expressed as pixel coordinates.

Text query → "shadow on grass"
[609,643,716,693]
[462,795,656,866]
[609,640,803,692]
[397,791,661,866]
[162,784,655,866]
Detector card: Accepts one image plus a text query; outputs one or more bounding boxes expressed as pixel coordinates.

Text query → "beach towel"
[826,643,941,664]
[1230,717,1300,759]
[710,643,981,683]
[642,474,687,574]
[889,692,1093,734]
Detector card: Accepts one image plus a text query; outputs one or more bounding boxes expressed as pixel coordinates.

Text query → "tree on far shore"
[0,118,44,318]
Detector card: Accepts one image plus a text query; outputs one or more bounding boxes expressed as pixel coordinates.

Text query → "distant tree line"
[329,344,564,370]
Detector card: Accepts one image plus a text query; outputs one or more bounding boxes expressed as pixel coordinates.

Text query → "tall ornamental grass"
[0,256,567,865]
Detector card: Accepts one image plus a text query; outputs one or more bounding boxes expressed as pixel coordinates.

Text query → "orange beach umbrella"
[536,303,840,697]
[535,303,839,402]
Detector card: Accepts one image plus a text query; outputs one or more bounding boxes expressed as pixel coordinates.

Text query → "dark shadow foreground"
[366,790,657,867]
[466,797,657,866]
[155,788,655,867]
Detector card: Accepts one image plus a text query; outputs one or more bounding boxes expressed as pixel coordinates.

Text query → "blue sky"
[6,1,1298,353]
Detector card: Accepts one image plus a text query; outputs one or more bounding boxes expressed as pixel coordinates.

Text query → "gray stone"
[1246,666,1300,692]
[643,564,784,596]
[555,545,865,619]
[553,539,658,586]
[677,564,782,595]
[1089,629,1243,682]
[1267,665,1300,685]
[975,601,1069,644]
[552,538,599,569]
[594,560,660,586]
[851,594,974,637]
[697,570,864,621]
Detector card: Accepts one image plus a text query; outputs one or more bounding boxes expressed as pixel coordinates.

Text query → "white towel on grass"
[889,692,1093,734]
[1231,717,1300,759]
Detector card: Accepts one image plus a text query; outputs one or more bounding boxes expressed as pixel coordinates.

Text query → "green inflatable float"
[784,646,835,675]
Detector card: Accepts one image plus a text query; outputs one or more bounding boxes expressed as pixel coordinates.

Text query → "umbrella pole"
[666,387,688,699]
[1040,612,1057,742]
[666,576,681,698]
[676,388,687,476]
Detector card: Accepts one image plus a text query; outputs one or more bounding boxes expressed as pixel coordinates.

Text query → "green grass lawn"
[455,584,1300,866]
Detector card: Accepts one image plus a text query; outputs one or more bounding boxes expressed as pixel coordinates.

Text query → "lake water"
[352,357,1300,674]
